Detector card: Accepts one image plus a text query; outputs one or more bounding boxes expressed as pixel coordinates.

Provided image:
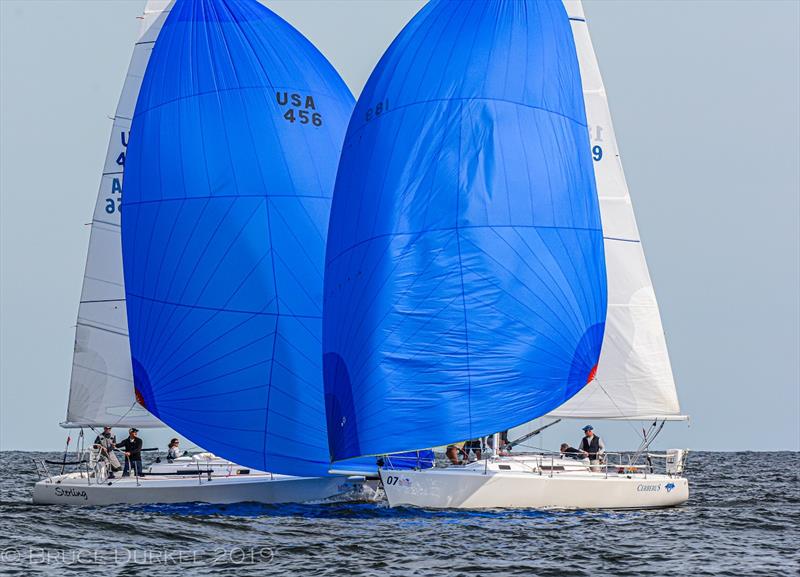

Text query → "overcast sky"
[1,0,798,452]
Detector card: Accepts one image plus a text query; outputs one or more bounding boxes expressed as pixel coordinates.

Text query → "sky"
[1,0,798,453]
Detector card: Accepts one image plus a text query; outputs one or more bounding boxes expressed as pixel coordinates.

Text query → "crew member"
[166,438,180,462]
[487,431,510,455]
[116,428,144,477]
[579,425,605,471]
[560,443,581,459]
[446,441,466,465]
[463,438,483,461]
[93,426,121,477]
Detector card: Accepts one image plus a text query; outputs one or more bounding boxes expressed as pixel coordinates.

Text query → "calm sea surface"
[1,451,797,576]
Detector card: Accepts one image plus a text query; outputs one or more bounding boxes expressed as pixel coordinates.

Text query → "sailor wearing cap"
[579,425,605,472]
[116,428,145,478]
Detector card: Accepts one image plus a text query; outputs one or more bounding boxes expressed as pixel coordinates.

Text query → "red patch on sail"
[134,387,147,409]
[586,364,598,384]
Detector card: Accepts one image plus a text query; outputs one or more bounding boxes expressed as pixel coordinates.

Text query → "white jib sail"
[63,1,173,429]
[548,1,684,421]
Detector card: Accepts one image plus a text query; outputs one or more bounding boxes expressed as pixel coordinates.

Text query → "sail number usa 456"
[277,92,322,127]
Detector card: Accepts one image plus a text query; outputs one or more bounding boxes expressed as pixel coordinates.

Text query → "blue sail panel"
[324,0,607,461]
[121,0,354,476]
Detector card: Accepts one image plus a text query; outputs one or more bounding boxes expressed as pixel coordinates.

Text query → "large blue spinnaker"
[324,0,607,462]
[122,0,354,476]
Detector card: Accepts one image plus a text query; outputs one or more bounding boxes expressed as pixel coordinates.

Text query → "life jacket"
[95,433,116,450]
[580,435,601,457]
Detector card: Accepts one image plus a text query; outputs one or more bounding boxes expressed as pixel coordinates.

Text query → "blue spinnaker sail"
[324,0,607,462]
[121,0,354,476]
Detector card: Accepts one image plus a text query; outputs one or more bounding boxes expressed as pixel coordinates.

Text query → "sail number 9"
[277,92,322,127]
[592,145,603,161]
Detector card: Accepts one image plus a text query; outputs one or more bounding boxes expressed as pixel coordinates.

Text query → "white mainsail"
[548,1,684,420]
[63,1,173,428]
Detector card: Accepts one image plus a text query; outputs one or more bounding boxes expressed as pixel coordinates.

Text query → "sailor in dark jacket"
[579,425,605,471]
[560,443,582,459]
[116,428,144,477]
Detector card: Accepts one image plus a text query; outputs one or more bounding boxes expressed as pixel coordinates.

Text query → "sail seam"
[126,292,317,319]
[133,85,337,118]
[262,197,281,473]
[603,236,640,243]
[454,101,473,438]
[346,96,588,143]
[73,322,128,338]
[124,194,330,207]
[327,224,603,266]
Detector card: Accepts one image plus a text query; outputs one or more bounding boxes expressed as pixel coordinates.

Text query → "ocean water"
[0,451,797,576]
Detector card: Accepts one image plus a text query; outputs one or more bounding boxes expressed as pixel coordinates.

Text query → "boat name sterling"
[54,487,88,500]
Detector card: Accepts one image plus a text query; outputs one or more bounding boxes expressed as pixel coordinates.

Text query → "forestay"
[121,0,354,476]
[64,1,173,429]
[547,0,683,420]
[324,0,608,462]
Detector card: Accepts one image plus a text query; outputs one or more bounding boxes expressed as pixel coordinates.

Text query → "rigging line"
[649,420,667,448]
[597,382,646,440]
[633,421,656,456]
[106,400,152,429]
[632,420,662,465]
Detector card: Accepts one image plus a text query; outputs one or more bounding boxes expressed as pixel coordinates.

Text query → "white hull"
[33,472,372,506]
[380,457,689,510]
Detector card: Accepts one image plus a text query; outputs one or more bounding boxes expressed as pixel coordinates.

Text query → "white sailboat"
[33,0,373,506]
[32,451,363,506]
[321,0,690,510]
[381,1,688,510]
